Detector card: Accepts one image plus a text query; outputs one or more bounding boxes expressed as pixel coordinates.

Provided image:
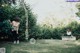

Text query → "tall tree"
[19,0,29,40]
[0,0,16,4]
[76,3,80,17]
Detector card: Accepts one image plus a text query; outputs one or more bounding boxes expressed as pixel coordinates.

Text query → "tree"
[0,0,16,5]
[0,0,38,41]
[25,5,37,40]
[0,4,26,40]
[76,3,80,17]
[19,0,29,40]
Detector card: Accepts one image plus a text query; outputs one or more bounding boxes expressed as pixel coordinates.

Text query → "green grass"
[0,40,80,53]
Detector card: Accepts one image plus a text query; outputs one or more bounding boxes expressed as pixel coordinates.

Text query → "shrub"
[0,5,26,40]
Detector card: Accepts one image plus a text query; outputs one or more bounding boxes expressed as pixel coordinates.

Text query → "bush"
[32,26,62,39]
[0,5,26,40]
[31,21,80,39]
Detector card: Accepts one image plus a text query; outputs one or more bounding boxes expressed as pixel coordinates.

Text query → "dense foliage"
[0,5,26,40]
[0,0,16,6]
[1,2,80,40]
[30,21,80,40]
[0,4,37,41]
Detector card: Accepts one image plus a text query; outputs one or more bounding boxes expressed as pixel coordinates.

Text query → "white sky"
[25,0,79,24]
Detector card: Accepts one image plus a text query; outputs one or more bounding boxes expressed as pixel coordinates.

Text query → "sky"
[25,0,79,25]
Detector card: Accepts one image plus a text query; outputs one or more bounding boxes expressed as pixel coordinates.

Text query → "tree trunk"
[20,0,29,40]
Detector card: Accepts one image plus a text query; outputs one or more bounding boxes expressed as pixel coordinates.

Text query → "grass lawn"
[0,40,80,53]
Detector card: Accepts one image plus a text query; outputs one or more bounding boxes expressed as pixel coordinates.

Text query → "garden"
[0,0,80,53]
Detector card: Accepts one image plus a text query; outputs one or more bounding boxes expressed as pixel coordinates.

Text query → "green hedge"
[30,21,80,39]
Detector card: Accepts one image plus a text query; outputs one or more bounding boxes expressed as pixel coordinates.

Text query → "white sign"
[0,48,6,53]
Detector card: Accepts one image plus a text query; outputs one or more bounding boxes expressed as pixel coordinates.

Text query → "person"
[11,16,20,44]
[66,29,72,36]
